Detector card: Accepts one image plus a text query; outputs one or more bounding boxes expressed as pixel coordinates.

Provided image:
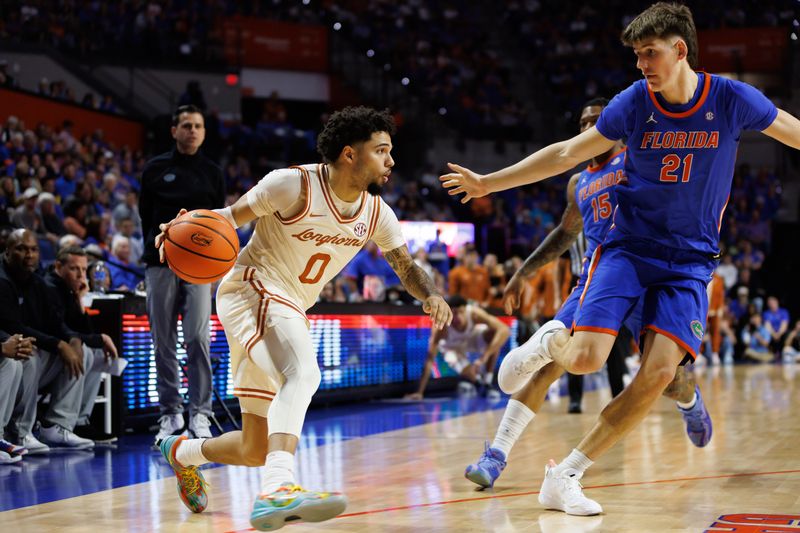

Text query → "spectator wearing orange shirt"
[520,259,571,322]
[448,248,490,304]
[702,272,726,366]
[483,253,507,309]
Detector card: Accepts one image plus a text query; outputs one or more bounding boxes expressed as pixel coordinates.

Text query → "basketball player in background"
[406,295,509,400]
[443,3,800,515]
[463,98,711,491]
[140,104,225,444]
[156,107,451,531]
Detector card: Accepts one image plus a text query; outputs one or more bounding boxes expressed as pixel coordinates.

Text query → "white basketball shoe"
[498,319,564,394]
[538,460,603,516]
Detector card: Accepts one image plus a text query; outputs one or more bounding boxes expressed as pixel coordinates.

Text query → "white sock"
[491,399,535,456]
[552,448,593,476]
[677,391,698,410]
[175,438,209,467]
[261,450,296,494]
[484,372,494,386]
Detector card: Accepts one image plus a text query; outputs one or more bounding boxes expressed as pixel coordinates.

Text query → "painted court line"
[225,468,800,532]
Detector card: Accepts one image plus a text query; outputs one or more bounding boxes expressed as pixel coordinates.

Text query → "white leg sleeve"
[249,316,321,438]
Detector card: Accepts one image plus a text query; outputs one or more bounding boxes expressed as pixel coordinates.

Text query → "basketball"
[163,209,239,284]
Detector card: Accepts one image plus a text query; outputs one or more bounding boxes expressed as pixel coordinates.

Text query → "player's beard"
[366,180,383,196]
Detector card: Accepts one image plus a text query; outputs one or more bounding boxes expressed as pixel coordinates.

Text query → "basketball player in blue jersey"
[464,97,712,490]
[441,2,800,515]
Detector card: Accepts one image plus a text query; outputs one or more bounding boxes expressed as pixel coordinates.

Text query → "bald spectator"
[0,230,92,452]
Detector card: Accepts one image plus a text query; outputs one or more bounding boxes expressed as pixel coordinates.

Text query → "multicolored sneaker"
[465,442,507,489]
[250,483,347,531]
[0,439,28,457]
[679,385,713,447]
[159,435,209,513]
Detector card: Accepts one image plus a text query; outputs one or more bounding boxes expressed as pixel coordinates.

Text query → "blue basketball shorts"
[556,257,644,345]
[572,243,714,359]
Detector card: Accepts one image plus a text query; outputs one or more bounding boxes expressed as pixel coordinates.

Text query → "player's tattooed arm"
[516,173,584,279]
[384,245,452,329]
[502,174,583,315]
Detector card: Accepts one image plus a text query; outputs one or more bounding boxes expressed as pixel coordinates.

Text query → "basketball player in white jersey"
[407,295,509,399]
[155,107,452,531]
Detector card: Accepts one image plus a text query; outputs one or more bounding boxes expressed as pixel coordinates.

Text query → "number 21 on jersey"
[659,153,694,183]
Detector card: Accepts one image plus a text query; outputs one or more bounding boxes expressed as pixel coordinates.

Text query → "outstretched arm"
[763,109,800,150]
[502,174,584,314]
[384,244,453,330]
[440,127,615,202]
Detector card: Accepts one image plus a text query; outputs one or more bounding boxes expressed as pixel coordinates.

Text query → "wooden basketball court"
[3,364,799,532]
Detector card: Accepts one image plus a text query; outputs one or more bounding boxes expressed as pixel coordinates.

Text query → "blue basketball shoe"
[250,483,347,531]
[465,442,507,489]
[679,385,713,447]
[159,435,209,513]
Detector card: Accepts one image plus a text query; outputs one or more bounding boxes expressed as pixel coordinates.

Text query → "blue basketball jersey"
[575,148,627,262]
[596,73,778,256]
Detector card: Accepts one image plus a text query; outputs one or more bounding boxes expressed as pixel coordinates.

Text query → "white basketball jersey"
[234,164,405,317]
[440,305,488,353]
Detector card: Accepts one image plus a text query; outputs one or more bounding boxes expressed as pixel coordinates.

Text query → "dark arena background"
[1,1,799,531]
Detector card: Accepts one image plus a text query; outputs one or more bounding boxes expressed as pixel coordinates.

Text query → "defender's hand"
[439,163,489,204]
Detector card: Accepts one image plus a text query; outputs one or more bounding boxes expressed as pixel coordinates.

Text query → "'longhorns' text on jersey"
[230,164,405,318]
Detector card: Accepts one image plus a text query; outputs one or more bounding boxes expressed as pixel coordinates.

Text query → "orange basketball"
[164,209,239,284]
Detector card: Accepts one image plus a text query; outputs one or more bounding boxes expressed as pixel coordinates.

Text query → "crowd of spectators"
[1,106,792,362]
[0,114,147,290]
[2,1,793,145]
[1,58,118,115]
[501,1,793,121]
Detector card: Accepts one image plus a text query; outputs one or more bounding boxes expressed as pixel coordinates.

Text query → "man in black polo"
[139,105,225,444]
[0,229,93,452]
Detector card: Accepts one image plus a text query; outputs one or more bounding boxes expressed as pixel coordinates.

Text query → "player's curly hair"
[621,2,698,69]
[316,106,396,163]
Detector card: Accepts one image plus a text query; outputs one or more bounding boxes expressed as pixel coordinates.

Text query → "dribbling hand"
[155,208,188,263]
[439,163,489,204]
[423,295,453,331]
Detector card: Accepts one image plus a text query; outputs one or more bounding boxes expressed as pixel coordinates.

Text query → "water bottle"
[90,261,108,293]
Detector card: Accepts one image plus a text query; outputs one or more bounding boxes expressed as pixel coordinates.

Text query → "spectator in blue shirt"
[107,234,143,292]
[55,163,78,200]
[743,314,773,363]
[342,241,400,300]
[763,296,790,351]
